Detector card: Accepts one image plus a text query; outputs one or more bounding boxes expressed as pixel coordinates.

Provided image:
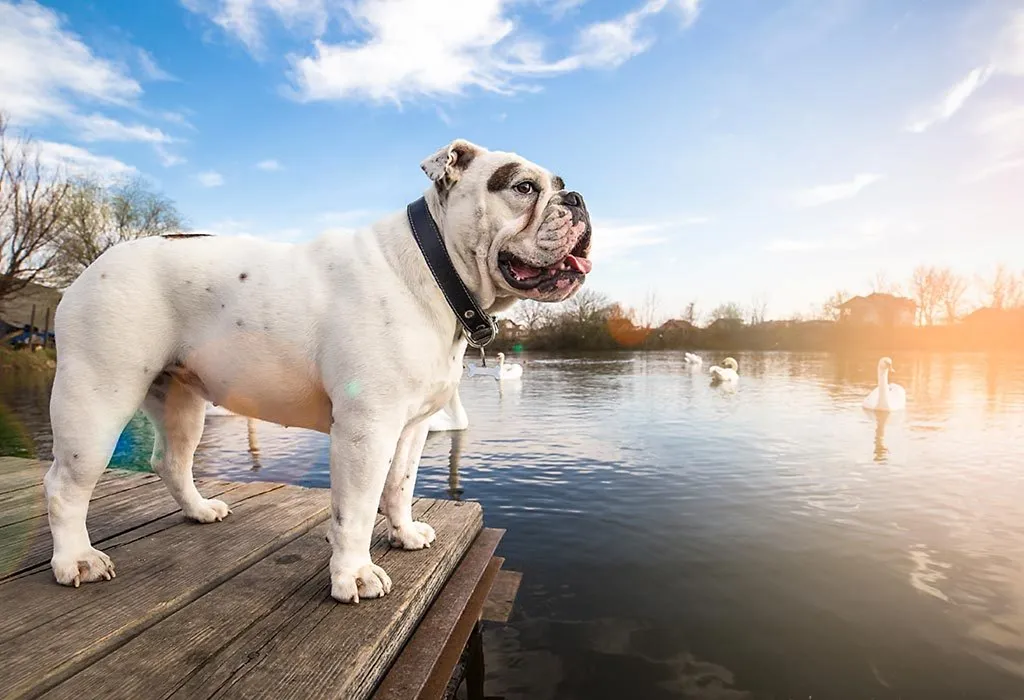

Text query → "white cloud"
[964,102,1024,181]
[906,10,1024,135]
[181,0,329,54]
[767,220,889,253]
[183,0,701,104]
[74,113,173,143]
[790,173,883,208]
[155,144,187,167]
[0,1,140,124]
[993,11,1024,77]
[32,140,137,178]
[0,1,188,169]
[256,158,282,171]
[906,66,994,134]
[197,170,225,187]
[590,215,707,261]
[136,49,177,82]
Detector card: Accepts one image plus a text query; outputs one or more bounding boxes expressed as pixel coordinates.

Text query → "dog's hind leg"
[141,373,229,523]
[44,363,151,587]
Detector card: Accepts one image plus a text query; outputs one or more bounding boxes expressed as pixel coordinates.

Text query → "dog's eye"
[513,181,537,195]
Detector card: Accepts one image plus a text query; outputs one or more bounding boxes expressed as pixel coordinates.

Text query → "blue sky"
[1,0,1022,320]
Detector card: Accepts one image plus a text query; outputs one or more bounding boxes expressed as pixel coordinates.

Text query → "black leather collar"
[407,197,498,348]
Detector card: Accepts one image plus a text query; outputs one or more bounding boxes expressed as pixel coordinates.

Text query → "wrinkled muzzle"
[498,190,593,300]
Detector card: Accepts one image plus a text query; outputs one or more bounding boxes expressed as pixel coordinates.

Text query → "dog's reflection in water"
[447,431,464,500]
[246,418,261,471]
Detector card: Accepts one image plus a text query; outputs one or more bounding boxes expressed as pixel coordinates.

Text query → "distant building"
[963,307,1024,327]
[497,318,525,339]
[657,319,697,333]
[706,317,745,332]
[838,293,916,326]
[0,281,62,330]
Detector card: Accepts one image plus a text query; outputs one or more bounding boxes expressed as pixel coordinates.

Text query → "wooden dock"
[0,457,516,700]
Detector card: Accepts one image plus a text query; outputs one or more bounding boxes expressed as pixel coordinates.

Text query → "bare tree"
[981,264,1022,310]
[709,301,744,322]
[512,300,551,331]
[822,289,850,321]
[910,265,943,325]
[870,270,902,295]
[748,293,769,325]
[0,114,72,306]
[49,175,186,287]
[682,300,699,325]
[638,288,659,329]
[563,287,612,325]
[932,267,968,323]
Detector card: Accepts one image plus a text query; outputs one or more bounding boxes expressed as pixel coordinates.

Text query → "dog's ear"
[420,139,481,191]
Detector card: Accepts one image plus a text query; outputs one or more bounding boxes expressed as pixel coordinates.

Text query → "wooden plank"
[0,483,329,699]
[0,457,43,475]
[0,459,48,495]
[372,528,504,700]
[41,505,415,700]
[481,568,523,624]
[0,469,160,528]
[168,499,483,700]
[0,476,261,581]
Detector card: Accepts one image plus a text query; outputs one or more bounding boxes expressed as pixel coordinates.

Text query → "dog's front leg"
[381,419,435,550]
[327,414,400,604]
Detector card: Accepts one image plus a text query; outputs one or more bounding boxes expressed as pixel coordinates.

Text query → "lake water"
[3,350,1024,699]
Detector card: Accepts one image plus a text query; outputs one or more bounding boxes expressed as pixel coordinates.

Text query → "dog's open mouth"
[498,236,592,291]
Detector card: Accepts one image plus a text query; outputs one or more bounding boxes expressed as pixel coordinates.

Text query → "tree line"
[503,264,1024,353]
[0,115,186,307]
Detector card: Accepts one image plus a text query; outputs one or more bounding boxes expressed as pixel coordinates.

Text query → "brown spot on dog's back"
[487,163,519,192]
[239,272,248,281]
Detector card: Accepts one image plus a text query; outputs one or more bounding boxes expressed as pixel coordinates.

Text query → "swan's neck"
[877,367,890,408]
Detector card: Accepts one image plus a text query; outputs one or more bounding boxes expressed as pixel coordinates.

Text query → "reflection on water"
[3,351,1024,699]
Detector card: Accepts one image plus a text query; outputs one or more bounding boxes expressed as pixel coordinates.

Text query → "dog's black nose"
[561,191,583,208]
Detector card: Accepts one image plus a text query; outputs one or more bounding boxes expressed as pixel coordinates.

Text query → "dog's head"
[420,139,592,307]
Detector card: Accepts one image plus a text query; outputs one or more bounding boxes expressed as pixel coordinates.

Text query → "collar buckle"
[465,316,498,348]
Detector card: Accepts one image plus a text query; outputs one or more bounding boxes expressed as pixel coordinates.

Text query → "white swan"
[863,357,906,412]
[427,389,469,432]
[467,352,523,381]
[683,352,703,366]
[709,357,739,384]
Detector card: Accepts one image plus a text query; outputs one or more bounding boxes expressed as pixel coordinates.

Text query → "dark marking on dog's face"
[100,273,107,280]
[236,319,244,328]
[239,272,249,282]
[487,163,519,193]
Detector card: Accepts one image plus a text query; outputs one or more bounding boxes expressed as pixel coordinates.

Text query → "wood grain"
[0,484,329,698]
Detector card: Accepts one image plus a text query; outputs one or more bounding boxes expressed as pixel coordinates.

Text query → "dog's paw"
[331,562,392,604]
[388,520,436,550]
[185,498,231,523]
[52,547,116,588]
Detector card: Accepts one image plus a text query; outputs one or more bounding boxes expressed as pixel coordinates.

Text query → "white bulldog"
[43,139,593,603]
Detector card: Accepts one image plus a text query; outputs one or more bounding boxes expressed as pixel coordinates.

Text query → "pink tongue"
[511,261,542,279]
[564,255,592,274]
